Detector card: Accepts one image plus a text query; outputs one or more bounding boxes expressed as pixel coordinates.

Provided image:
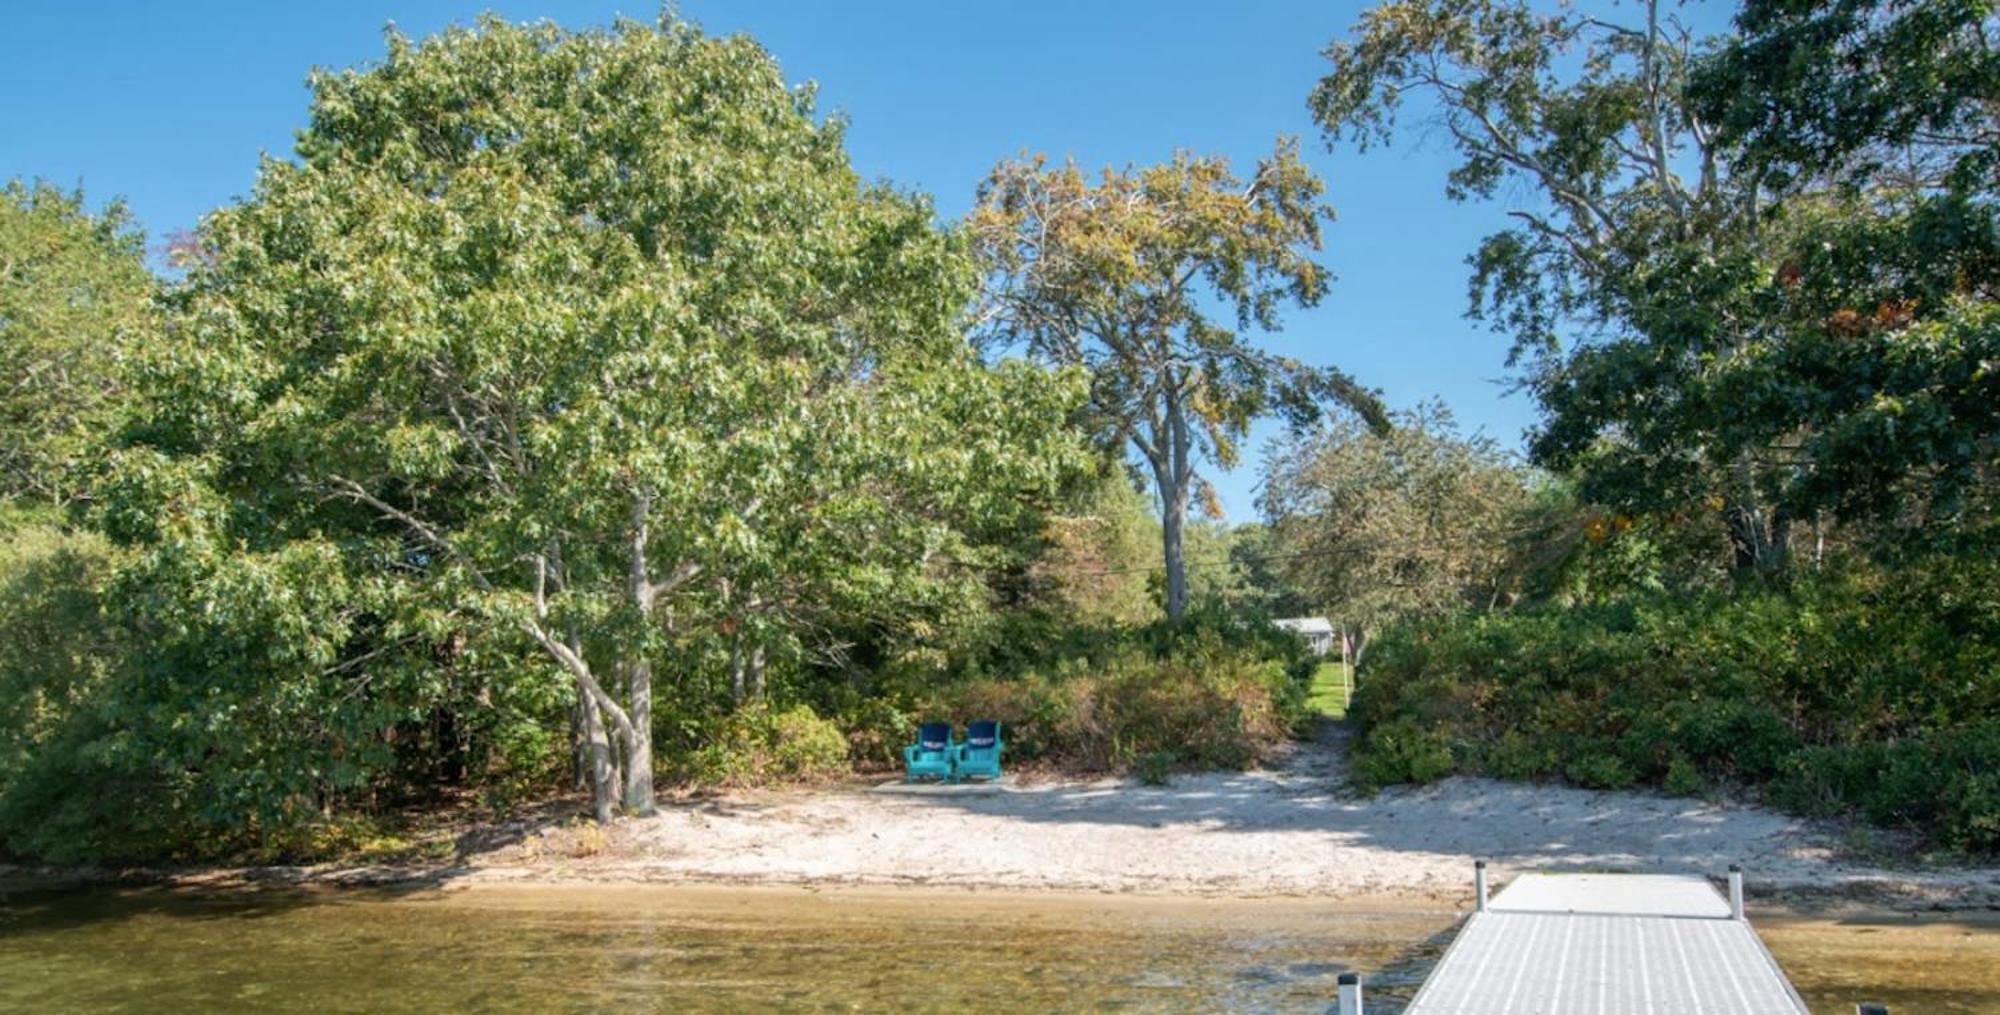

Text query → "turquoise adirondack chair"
[954,720,1004,782]
[903,721,957,783]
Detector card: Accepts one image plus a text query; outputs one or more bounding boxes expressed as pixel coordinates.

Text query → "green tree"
[1030,469,1161,626]
[115,15,1084,826]
[968,143,1386,619]
[1312,0,2000,562]
[1692,0,2000,537]
[1691,0,1999,193]
[1178,521,1308,617]
[0,181,155,506]
[1260,402,1530,670]
[1312,0,1802,569]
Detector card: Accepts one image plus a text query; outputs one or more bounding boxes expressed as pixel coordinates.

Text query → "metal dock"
[1401,868,1809,1015]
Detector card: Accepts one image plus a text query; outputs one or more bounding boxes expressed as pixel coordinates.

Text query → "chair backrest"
[917,722,952,752]
[966,720,999,750]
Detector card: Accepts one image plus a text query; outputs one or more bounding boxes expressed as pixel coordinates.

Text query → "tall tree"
[122,16,1084,824]
[1311,0,1804,570]
[969,142,1386,618]
[0,181,154,506]
[1692,0,1999,194]
[1260,402,1530,670]
[1313,0,2000,562]
[1691,0,2000,535]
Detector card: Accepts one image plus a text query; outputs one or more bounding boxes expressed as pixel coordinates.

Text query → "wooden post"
[1728,865,1745,921]
[1475,860,1489,912]
[1337,972,1363,1015]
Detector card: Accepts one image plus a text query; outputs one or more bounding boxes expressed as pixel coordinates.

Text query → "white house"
[1272,616,1336,656]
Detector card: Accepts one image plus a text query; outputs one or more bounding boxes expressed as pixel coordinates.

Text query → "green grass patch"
[1305,661,1351,719]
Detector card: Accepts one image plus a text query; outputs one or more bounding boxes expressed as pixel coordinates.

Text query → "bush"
[911,608,1315,776]
[1349,555,2000,852]
[678,703,851,787]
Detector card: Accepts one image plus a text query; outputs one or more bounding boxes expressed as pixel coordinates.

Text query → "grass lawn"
[1305,661,1351,719]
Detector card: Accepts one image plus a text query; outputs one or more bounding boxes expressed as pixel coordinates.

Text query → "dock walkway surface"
[1405,872,1809,1014]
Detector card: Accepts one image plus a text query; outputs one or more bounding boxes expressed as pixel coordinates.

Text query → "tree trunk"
[580,688,616,824]
[1724,500,1790,573]
[748,644,767,700]
[729,634,746,705]
[1161,485,1189,619]
[624,658,656,816]
[1157,375,1195,620]
[570,696,588,792]
[620,493,658,816]
[1724,454,1789,573]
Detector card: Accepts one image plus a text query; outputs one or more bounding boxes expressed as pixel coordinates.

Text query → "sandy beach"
[334,727,1999,909]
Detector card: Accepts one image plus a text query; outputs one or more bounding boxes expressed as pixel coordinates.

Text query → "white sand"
[469,731,2000,906]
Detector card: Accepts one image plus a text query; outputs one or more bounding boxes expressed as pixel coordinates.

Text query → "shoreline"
[8,763,1997,913]
[6,861,1996,925]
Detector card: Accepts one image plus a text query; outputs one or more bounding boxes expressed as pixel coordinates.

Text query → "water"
[1,880,1994,1012]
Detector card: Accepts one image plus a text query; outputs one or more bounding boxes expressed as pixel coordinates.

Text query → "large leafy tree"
[0,181,155,506]
[968,143,1386,619]
[1260,402,1530,670]
[1312,0,2000,565]
[1311,0,1802,569]
[1692,0,1999,193]
[118,16,1083,825]
[1691,0,2000,535]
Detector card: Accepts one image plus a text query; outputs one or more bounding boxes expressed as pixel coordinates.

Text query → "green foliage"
[1349,555,2000,851]
[0,13,1090,861]
[1692,0,2000,192]
[969,142,1385,617]
[1261,401,1532,657]
[1028,469,1162,625]
[0,181,155,505]
[1349,717,1454,788]
[1133,750,1178,787]
[914,609,1314,775]
[1179,520,1310,618]
[1313,0,2000,567]
[90,13,1085,830]
[1769,722,2000,852]
[679,703,850,786]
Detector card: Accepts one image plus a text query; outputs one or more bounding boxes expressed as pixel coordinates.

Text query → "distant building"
[1272,616,1335,656]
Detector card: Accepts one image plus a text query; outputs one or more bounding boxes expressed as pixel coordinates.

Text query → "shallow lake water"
[1,880,1994,1012]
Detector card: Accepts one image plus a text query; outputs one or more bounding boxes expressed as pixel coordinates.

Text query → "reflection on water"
[1760,910,2000,1015]
[0,883,1454,1013]
[0,880,1994,1013]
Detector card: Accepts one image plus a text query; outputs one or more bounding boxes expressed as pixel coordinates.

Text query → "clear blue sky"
[0,1,1734,520]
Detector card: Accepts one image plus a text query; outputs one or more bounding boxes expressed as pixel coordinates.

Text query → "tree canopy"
[968,142,1385,618]
[0,181,155,506]
[1261,402,1530,667]
[90,15,1085,830]
[1312,0,1999,569]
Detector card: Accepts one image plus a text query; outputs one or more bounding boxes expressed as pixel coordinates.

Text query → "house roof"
[1272,616,1335,636]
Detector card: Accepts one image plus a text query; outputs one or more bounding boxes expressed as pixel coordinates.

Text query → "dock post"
[1856,1005,1890,1014]
[1474,860,1488,913]
[1728,865,1745,921]
[1337,972,1363,1015]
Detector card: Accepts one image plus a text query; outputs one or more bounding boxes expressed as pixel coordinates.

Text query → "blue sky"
[0,1,1734,520]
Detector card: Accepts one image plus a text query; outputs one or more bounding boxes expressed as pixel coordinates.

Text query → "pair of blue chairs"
[902,720,1004,783]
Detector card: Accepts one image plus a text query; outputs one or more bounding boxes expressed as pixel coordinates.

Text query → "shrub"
[678,703,850,787]
[913,608,1314,776]
[1134,750,1178,786]
[1350,717,1455,787]
[1349,555,2000,853]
